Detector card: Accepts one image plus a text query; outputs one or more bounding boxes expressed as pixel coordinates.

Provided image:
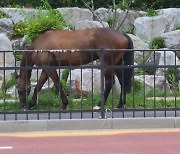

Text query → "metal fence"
[0,49,180,121]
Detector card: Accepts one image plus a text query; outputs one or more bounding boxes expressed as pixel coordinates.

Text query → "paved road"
[0,129,180,154]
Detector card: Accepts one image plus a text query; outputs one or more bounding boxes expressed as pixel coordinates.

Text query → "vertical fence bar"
[164,50,167,117]
[91,51,94,119]
[153,50,156,118]
[3,50,6,121]
[14,50,18,120]
[80,50,83,119]
[174,50,177,117]
[100,48,105,119]
[111,50,114,118]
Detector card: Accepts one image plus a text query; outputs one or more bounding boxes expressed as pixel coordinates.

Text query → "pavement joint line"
[0,129,180,138]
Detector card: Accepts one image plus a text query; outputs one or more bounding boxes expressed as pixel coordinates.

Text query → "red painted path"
[0,129,180,154]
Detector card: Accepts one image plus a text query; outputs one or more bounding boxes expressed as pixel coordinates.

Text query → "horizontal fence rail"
[0,49,180,120]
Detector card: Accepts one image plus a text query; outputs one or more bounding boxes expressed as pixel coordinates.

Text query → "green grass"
[0,88,179,111]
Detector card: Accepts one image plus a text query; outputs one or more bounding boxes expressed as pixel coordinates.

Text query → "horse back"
[29,28,128,50]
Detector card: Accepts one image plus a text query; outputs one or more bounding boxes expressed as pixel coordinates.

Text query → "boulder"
[94,8,113,22]
[95,8,140,31]
[0,33,14,88]
[134,13,176,42]
[74,20,109,30]
[128,34,149,50]
[161,30,180,50]
[67,69,101,97]
[154,49,180,76]
[0,8,37,23]
[134,75,170,93]
[128,34,150,65]
[114,9,140,31]
[56,7,93,26]
[159,8,180,25]
[0,18,13,37]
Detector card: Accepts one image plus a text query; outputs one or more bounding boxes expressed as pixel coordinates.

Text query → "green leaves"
[12,0,66,42]
[26,9,66,42]
[149,37,165,49]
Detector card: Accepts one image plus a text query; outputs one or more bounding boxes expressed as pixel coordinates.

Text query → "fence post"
[100,48,105,119]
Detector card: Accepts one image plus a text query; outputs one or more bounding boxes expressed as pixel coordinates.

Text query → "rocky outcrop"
[95,8,141,31]
[159,8,180,25]
[0,18,13,37]
[161,30,180,49]
[134,13,176,42]
[0,33,14,88]
[0,8,37,23]
[134,75,170,93]
[74,20,109,30]
[57,7,93,27]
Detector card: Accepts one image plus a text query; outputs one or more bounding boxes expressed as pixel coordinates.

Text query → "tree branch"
[81,0,105,27]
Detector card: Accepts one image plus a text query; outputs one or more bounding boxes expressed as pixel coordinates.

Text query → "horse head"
[17,76,31,108]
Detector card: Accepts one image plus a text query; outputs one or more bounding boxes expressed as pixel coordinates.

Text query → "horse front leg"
[28,70,48,109]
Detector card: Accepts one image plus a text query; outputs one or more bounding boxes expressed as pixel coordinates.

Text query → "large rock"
[154,49,180,76]
[114,9,140,31]
[128,34,149,50]
[159,8,180,25]
[161,30,180,49]
[56,7,93,26]
[128,34,150,65]
[134,75,170,93]
[0,33,14,88]
[94,8,113,22]
[74,20,109,30]
[67,69,101,97]
[0,8,37,23]
[134,13,176,42]
[95,8,140,31]
[0,18,13,37]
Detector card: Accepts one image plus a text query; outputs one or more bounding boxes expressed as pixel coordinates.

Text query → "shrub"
[175,24,180,30]
[12,20,28,37]
[12,0,66,42]
[0,11,9,18]
[25,9,66,42]
[149,37,165,49]
[133,80,143,92]
[123,28,134,34]
[61,69,70,95]
[167,68,180,92]
[146,9,158,17]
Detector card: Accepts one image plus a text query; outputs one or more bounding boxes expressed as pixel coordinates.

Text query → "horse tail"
[123,33,134,93]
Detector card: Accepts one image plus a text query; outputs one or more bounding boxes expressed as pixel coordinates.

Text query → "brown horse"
[17,27,134,110]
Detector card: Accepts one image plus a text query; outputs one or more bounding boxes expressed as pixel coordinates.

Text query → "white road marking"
[0,146,13,150]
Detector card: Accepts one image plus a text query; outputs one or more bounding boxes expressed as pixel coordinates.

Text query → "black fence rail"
[0,49,180,120]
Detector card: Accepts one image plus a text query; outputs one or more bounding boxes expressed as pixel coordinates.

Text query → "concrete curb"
[0,117,180,133]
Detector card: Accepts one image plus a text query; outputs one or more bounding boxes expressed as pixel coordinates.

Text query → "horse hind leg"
[113,68,126,108]
[47,69,68,109]
[96,69,115,109]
